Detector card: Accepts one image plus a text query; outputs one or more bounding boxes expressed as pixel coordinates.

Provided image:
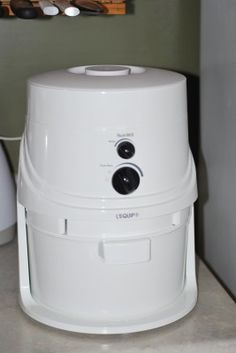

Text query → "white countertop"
[0,239,235,353]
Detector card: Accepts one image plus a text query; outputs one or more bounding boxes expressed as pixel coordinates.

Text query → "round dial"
[112,167,140,195]
[117,141,135,159]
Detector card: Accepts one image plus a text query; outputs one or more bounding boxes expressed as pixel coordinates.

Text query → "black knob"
[112,167,140,195]
[117,141,135,159]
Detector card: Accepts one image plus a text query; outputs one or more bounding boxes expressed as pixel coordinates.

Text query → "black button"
[112,167,140,195]
[117,141,135,159]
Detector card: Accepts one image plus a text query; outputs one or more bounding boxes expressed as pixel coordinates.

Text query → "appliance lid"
[28,65,185,91]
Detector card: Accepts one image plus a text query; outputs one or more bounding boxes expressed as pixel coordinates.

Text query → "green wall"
[0,0,199,170]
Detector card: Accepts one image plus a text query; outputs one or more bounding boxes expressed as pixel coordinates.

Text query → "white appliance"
[17,65,198,334]
[0,142,16,245]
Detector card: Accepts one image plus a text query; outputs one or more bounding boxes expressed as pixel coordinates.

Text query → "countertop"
[0,239,235,353]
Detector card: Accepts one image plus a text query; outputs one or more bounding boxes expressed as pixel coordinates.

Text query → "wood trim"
[1,0,126,16]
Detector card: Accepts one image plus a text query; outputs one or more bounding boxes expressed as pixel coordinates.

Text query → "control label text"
[116,212,139,220]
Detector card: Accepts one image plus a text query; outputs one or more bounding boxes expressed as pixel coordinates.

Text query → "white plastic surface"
[85,65,131,76]
[99,238,150,264]
[18,65,197,215]
[17,65,198,332]
[17,203,197,334]
[28,65,184,90]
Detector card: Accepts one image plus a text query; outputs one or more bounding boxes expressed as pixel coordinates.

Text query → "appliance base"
[19,284,197,334]
[20,288,197,334]
[17,202,197,334]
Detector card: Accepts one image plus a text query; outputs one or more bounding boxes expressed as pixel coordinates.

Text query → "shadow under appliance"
[0,143,16,245]
[17,65,198,334]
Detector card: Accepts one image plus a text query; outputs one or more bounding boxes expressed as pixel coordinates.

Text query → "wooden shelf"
[0,0,126,17]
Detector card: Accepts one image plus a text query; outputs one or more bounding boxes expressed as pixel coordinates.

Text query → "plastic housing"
[17,65,198,334]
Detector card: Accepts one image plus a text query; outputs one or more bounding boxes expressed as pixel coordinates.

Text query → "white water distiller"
[17,65,198,334]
